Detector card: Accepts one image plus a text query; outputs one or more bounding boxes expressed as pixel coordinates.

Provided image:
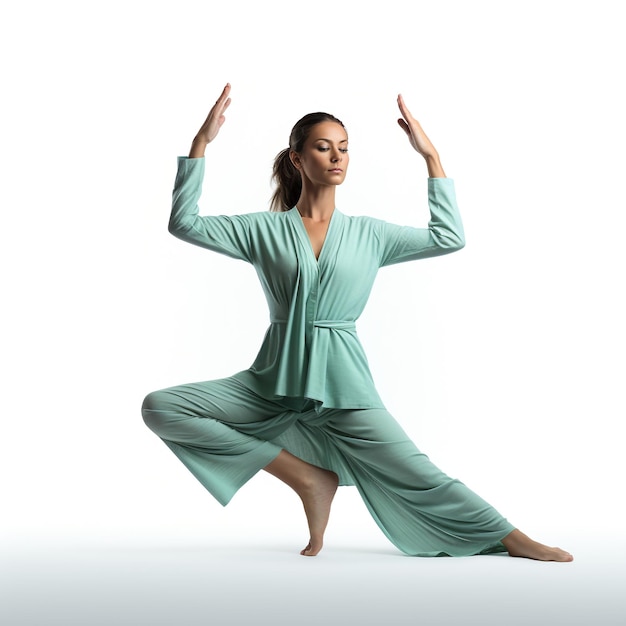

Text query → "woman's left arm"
[377,95,464,266]
[397,94,446,178]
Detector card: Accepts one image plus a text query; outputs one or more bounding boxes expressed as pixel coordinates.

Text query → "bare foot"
[502,529,573,562]
[299,467,339,557]
[264,451,339,557]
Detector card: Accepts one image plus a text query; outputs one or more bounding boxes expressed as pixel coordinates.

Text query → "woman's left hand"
[397,94,438,158]
[397,94,445,177]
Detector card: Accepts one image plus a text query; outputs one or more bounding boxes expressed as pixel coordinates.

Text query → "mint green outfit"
[142,156,515,556]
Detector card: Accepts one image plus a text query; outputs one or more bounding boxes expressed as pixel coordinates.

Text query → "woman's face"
[291,121,349,187]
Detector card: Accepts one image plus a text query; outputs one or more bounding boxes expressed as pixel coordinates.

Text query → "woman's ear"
[289,150,301,170]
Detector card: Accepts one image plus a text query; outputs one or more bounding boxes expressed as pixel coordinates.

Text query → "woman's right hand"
[189,83,232,158]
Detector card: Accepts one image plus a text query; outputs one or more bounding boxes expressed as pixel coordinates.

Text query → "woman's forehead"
[308,121,348,141]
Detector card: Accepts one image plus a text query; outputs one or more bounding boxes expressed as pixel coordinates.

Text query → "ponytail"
[270,148,301,212]
[269,112,346,212]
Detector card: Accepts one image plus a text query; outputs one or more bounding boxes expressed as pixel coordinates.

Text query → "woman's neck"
[295,184,336,221]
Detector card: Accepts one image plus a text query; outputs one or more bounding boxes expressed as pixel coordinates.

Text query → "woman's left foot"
[502,529,573,562]
[299,467,339,556]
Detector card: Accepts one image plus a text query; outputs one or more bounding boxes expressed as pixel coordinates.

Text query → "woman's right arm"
[168,84,254,263]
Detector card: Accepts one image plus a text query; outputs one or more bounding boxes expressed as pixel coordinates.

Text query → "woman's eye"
[317,146,330,152]
[339,148,349,153]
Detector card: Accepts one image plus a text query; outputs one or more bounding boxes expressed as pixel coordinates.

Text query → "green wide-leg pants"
[142,377,514,557]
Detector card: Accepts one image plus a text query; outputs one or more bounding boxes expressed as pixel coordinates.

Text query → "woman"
[143,84,572,561]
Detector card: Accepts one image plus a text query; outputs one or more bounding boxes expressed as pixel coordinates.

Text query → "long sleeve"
[379,177,465,267]
[168,156,254,263]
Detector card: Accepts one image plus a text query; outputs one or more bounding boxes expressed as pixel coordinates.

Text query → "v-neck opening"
[292,207,336,264]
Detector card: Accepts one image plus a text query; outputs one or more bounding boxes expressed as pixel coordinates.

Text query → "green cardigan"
[169,156,465,411]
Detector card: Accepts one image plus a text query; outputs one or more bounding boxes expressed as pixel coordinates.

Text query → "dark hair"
[270,112,346,212]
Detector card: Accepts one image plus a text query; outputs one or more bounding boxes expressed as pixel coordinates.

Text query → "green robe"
[170,156,465,411]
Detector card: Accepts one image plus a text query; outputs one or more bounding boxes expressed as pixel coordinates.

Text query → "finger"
[208,88,231,122]
[397,118,411,136]
[397,93,416,125]
[397,93,409,118]
[216,83,231,104]
[211,84,231,115]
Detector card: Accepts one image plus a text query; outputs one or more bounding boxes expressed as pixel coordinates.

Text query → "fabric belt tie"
[271,319,355,331]
[313,320,356,331]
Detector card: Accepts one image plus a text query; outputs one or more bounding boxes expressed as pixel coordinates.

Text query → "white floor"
[2,530,623,626]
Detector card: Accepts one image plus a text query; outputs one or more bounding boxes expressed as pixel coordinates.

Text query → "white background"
[1,1,624,624]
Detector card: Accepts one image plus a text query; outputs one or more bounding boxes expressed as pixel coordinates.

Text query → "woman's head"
[270,112,347,212]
